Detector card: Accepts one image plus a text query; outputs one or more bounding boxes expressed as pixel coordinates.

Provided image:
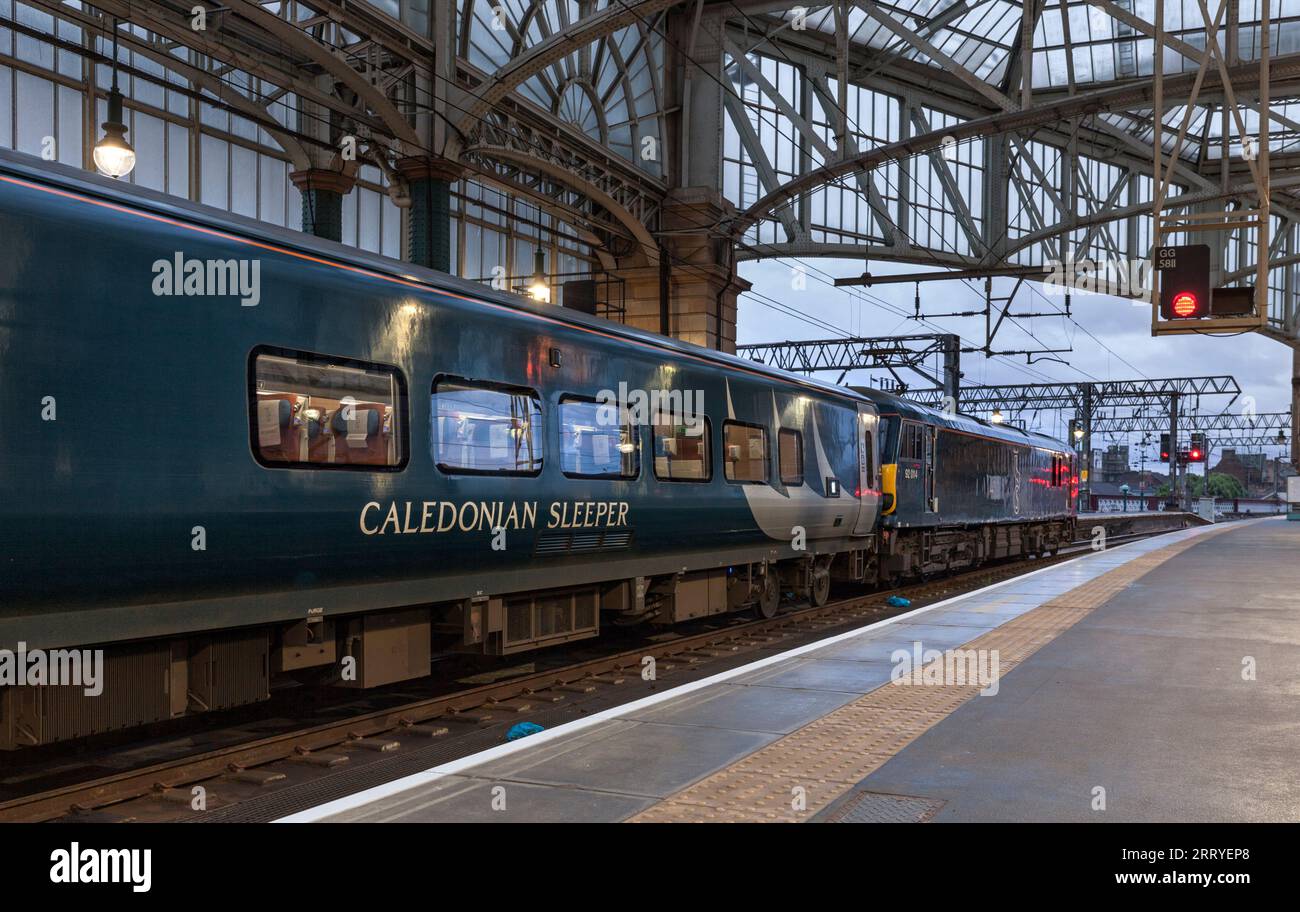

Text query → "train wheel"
[809,567,831,607]
[756,573,780,618]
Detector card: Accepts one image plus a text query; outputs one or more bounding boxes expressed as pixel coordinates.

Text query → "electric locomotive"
[857,389,1078,582]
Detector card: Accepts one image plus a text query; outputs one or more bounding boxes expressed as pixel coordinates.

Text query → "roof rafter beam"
[731,51,1300,237]
[452,0,679,149]
[222,0,421,150]
[852,0,1015,111]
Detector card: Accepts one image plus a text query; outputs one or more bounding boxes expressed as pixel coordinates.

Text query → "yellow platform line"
[628,526,1234,823]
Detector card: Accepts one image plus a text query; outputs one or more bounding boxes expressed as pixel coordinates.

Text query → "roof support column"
[397,157,464,273]
[290,169,355,243]
[613,190,750,353]
[1292,346,1300,471]
[617,8,744,352]
[290,74,356,244]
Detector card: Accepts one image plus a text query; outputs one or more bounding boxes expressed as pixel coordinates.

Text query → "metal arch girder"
[735,240,978,266]
[806,76,903,248]
[852,0,1015,113]
[720,92,802,241]
[908,105,987,256]
[45,0,409,157]
[463,143,660,263]
[739,11,1226,191]
[451,0,680,152]
[20,0,315,170]
[19,0,673,262]
[721,38,895,245]
[458,159,612,250]
[1005,174,1300,258]
[729,53,1300,240]
[1087,0,1300,139]
[221,0,422,151]
[457,58,669,193]
[243,0,673,206]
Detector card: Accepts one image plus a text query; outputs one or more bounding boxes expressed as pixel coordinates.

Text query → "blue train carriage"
[0,149,881,748]
[854,389,1078,581]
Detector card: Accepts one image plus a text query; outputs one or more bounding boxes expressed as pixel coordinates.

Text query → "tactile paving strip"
[629,527,1235,823]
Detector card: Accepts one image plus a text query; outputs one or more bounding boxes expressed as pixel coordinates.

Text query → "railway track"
[0,530,1169,823]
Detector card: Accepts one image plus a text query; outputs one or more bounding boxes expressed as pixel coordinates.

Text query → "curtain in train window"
[251,349,404,469]
[779,428,804,485]
[432,378,543,475]
[559,397,639,479]
[723,421,769,483]
[653,413,711,481]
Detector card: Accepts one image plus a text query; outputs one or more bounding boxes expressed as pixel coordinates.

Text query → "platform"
[283,518,1299,823]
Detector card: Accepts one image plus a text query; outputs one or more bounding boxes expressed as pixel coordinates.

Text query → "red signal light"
[1190,448,1202,460]
[1171,291,1199,318]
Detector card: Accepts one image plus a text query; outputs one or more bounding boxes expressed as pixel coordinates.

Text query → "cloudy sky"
[738,258,1294,470]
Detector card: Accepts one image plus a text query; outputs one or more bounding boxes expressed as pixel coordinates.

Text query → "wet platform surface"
[286,518,1295,823]
[844,516,1300,822]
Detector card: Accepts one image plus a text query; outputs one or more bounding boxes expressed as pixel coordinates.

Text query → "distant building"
[1210,449,1294,496]
[1209,449,1251,489]
[1101,445,1130,483]
[1086,481,1161,513]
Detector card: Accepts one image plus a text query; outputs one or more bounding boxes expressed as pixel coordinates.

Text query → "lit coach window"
[653,411,711,482]
[778,428,804,485]
[723,421,769,484]
[250,348,406,469]
[432,377,544,475]
[559,396,639,480]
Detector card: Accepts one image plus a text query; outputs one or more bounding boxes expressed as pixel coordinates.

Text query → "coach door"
[854,405,881,535]
[924,425,937,512]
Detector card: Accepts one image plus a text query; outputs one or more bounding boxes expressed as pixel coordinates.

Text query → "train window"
[723,421,769,483]
[432,377,543,475]
[653,413,711,482]
[864,430,875,483]
[250,348,405,470]
[779,428,804,485]
[559,397,639,480]
[900,421,925,460]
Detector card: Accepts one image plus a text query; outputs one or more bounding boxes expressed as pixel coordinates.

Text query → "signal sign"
[1156,244,1210,321]
[1189,433,1207,462]
[1171,291,1199,318]
[1159,433,1170,462]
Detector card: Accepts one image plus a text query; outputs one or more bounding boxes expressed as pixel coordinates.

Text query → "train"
[0,149,1076,748]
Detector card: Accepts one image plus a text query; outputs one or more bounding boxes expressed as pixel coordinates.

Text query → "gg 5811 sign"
[1156,244,1210,320]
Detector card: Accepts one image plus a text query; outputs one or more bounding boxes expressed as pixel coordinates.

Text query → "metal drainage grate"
[818,790,945,824]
